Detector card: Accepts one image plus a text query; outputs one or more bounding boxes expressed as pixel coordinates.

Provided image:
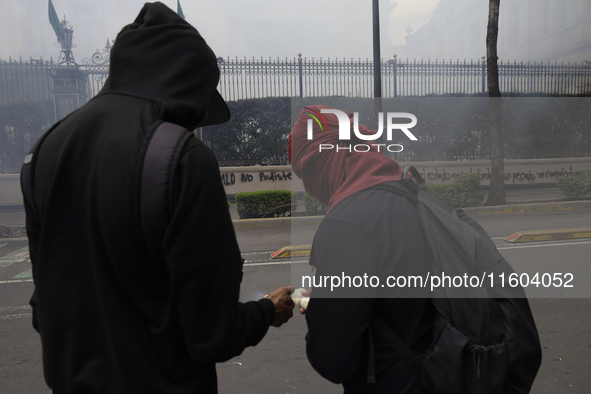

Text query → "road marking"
[0,313,32,320]
[0,240,586,281]
[244,259,309,267]
[241,251,275,256]
[0,246,30,268]
[0,305,31,312]
[0,243,6,248]
[0,279,33,284]
[13,269,32,278]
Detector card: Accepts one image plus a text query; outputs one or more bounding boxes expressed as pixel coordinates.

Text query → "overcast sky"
[1,0,439,62]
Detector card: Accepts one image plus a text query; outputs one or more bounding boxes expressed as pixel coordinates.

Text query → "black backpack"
[367,166,542,394]
[21,121,192,262]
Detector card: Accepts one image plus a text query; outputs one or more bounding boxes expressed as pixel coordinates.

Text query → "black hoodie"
[24,3,274,393]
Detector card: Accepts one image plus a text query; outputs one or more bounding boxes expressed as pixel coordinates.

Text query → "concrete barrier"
[1,157,589,206]
[404,157,591,187]
[219,157,591,194]
[0,175,23,207]
[219,165,303,195]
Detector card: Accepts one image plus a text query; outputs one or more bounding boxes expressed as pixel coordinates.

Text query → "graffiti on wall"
[221,171,293,186]
[423,167,574,184]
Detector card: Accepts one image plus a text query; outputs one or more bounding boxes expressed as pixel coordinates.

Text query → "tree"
[485,0,506,206]
[202,98,291,165]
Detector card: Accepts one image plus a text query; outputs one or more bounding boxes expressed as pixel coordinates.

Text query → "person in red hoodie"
[289,105,433,393]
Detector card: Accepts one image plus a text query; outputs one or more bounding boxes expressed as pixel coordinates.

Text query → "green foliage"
[428,173,485,208]
[556,169,591,199]
[304,193,328,216]
[235,190,297,218]
[0,101,54,173]
[202,97,290,165]
[428,184,465,208]
[227,200,231,209]
[200,96,590,165]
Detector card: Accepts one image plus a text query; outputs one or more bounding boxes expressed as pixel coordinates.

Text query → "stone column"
[50,68,88,123]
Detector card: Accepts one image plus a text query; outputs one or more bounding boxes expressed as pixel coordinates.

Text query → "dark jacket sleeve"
[305,219,379,383]
[162,141,275,363]
[21,166,41,333]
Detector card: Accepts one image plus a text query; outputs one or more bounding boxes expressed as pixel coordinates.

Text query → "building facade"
[404,0,591,63]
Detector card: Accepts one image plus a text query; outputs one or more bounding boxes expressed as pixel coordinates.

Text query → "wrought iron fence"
[2,54,590,106]
[217,55,591,100]
[79,40,112,97]
[0,57,55,104]
[0,43,111,106]
[2,52,590,170]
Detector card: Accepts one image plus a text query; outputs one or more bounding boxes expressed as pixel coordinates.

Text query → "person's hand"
[265,286,295,327]
[298,288,312,315]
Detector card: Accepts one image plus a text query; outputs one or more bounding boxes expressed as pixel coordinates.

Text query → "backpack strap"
[365,167,426,383]
[371,314,417,360]
[367,313,418,383]
[21,129,56,217]
[140,122,194,261]
[402,165,428,191]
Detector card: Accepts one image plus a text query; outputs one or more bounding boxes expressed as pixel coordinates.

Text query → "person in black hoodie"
[22,3,293,393]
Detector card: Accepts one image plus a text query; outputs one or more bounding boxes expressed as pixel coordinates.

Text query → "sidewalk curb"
[461,200,591,216]
[504,227,591,243]
[2,200,590,237]
[271,244,312,259]
[232,215,324,231]
[232,200,591,231]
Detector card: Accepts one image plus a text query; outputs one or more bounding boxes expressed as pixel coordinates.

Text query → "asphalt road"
[1,209,590,393]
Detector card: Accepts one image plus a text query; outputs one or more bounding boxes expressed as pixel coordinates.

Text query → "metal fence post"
[298,53,303,97]
[393,54,398,97]
[50,67,88,123]
[481,55,486,94]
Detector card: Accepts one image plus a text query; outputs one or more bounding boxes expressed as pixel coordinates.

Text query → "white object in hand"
[292,288,310,310]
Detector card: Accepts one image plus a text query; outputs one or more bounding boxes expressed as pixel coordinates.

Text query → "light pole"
[372,0,384,143]
[372,0,382,101]
[57,16,76,67]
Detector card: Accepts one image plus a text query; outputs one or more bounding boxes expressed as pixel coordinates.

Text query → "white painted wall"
[219,157,591,194]
[2,158,590,206]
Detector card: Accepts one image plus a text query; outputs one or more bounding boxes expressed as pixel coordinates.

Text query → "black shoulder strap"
[367,314,418,383]
[371,314,417,361]
[403,165,428,191]
[365,166,427,383]
[140,122,193,261]
[21,129,56,217]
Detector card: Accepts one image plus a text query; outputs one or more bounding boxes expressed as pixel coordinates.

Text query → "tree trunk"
[485,0,506,206]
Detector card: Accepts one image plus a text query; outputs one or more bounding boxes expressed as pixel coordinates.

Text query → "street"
[1,209,590,393]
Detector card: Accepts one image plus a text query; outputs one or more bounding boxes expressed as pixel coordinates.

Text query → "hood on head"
[99,2,230,129]
[289,105,404,210]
